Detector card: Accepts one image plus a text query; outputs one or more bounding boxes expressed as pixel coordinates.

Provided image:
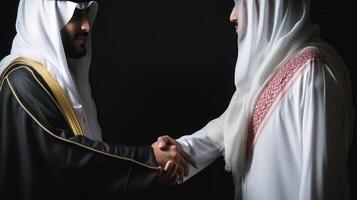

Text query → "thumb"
[158,141,167,149]
[157,135,174,150]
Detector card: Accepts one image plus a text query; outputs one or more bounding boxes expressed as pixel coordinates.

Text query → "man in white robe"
[158,0,355,199]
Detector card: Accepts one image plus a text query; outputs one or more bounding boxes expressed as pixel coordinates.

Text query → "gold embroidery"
[1,66,64,119]
[4,57,85,136]
[6,77,158,170]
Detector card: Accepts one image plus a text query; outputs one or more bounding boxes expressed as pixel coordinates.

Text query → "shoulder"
[285,47,325,74]
[278,46,330,87]
[296,47,324,61]
[285,47,344,103]
[293,47,337,86]
[1,63,71,132]
[5,64,46,86]
[261,47,327,100]
[3,63,53,98]
[1,63,57,115]
[257,47,335,110]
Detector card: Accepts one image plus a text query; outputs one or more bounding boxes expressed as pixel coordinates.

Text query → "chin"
[69,49,87,59]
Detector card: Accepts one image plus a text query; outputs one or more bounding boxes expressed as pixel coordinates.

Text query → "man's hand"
[157,135,197,168]
[151,135,197,185]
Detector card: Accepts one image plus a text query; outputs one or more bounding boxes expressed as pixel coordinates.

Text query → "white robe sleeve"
[298,62,351,200]
[177,130,223,182]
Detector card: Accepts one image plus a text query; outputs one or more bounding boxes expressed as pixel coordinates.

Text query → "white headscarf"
[0,0,102,141]
[203,0,353,197]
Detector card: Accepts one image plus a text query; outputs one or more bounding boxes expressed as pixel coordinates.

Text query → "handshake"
[151,135,197,185]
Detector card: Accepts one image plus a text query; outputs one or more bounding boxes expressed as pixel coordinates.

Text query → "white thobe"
[177,55,352,200]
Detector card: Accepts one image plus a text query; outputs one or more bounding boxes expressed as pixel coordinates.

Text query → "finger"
[158,161,173,183]
[167,139,198,169]
[175,163,185,182]
[180,150,197,169]
[166,164,179,186]
[156,166,167,182]
[165,136,178,145]
[158,141,168,150]
[157,136,169,150]
[157,166,162,174]
[166,162,178,180]
[175,154,189,177]
[169,145,191,176]
[161,161,177,184]
[157,135,176,150]
[168,174,179,186]
[156,166,164,181]
[164,160,174,171]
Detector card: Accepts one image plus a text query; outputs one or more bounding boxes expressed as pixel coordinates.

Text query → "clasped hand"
[151,135,197,185]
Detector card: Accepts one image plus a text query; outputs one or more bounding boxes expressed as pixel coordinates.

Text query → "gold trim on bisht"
[3,57,85,136]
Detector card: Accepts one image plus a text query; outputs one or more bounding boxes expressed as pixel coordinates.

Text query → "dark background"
[1,0,356,199]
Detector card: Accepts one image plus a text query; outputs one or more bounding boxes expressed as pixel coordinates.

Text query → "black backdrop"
[1,0,356,199]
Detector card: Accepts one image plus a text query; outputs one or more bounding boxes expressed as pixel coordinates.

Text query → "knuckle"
[171,151,177,158]
[171,145,177,150]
